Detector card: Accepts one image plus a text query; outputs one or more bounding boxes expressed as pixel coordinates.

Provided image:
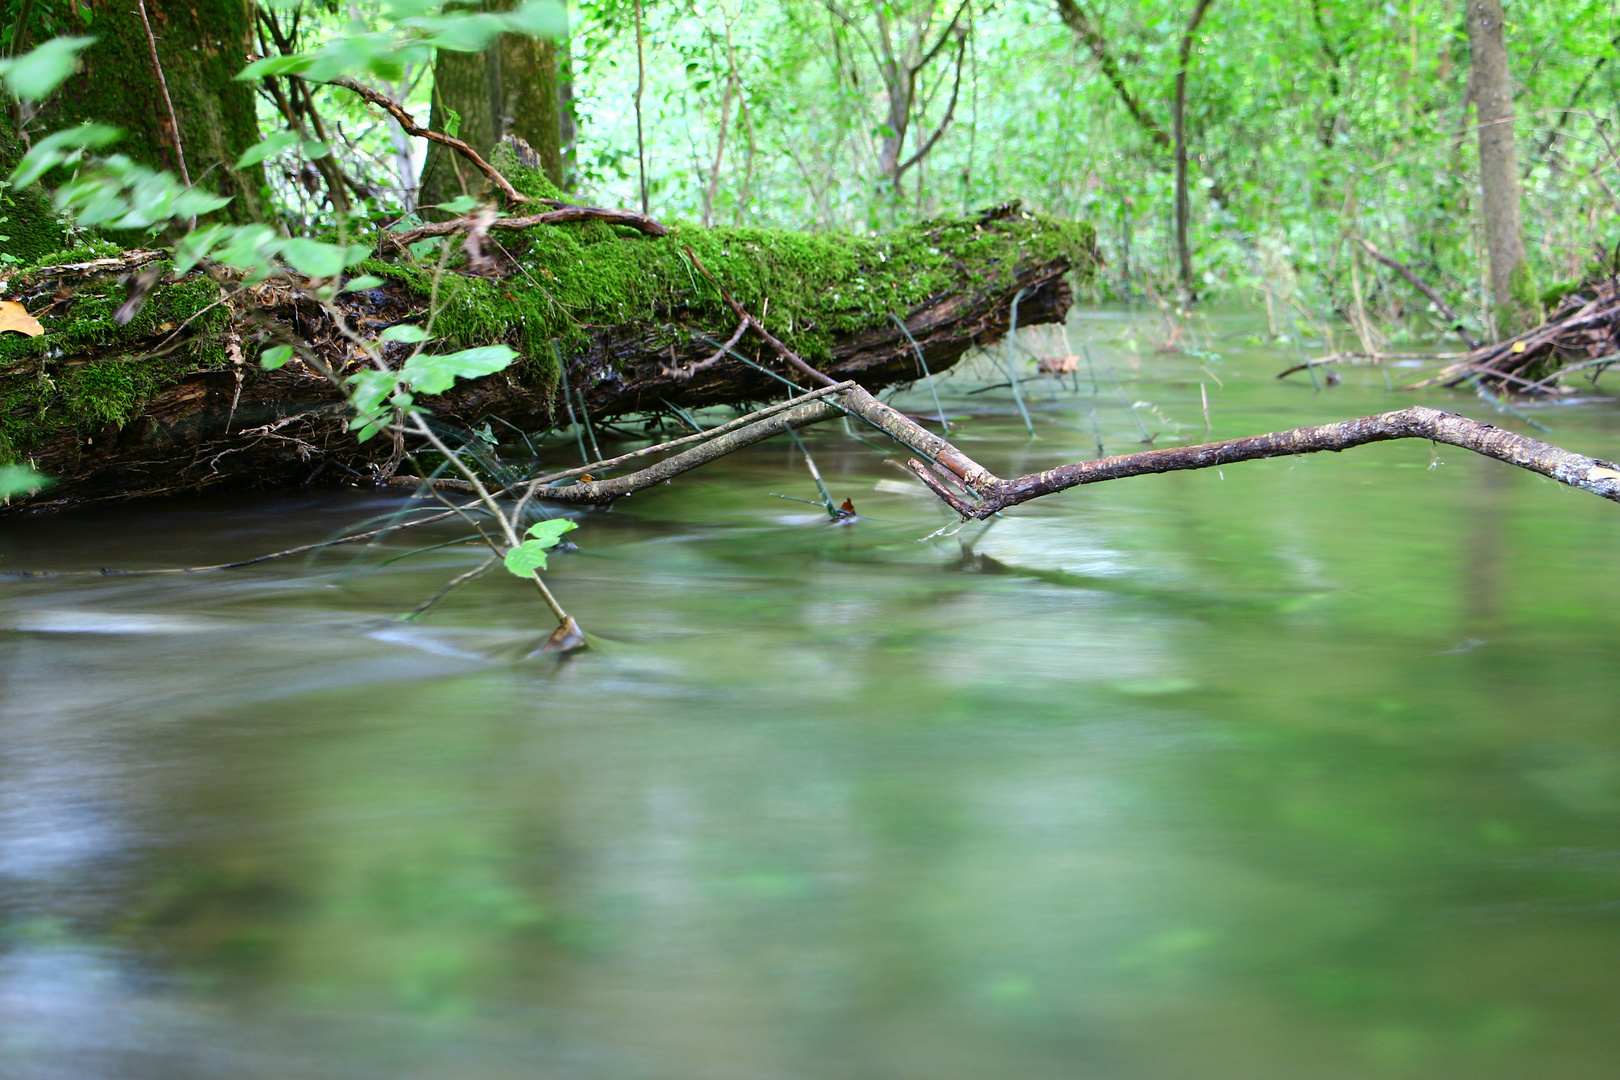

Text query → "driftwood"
[507,385,1620,514]
[1414,275,1620,391]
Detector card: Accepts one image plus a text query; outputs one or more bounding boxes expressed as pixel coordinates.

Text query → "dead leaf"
[0,300,44,338]
[1038,354,1079,374]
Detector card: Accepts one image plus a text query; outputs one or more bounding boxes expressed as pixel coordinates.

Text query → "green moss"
[489,143,568,203]
[0,264,229,461]
[0,123,68,266]
[29,240,127,269]
[370,211,1095,389]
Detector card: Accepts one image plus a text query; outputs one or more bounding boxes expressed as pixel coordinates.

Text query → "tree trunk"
[43,0,266,223]
[1464,0,1536,336]
[497,34,566,190]
[0,207,1092,514]
[1172,0,1214,301]
[419,0,568,206]
[418,44,499,208]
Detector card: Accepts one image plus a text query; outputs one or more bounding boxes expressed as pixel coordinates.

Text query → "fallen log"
[0,202,1092,513]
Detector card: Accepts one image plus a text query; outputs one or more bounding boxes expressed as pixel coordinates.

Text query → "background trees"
[3,1,1610,346]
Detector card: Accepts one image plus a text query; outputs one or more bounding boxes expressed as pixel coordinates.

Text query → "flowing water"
[3,306,1619,1080]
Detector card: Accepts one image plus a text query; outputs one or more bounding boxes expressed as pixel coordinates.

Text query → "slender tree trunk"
[1464,0,1536,336]
[1173,0,1214,301]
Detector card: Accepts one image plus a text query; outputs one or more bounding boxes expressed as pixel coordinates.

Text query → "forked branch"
[518,389,1620,517]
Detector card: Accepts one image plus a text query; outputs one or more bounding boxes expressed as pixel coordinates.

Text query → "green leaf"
[236,53,313,81]
[344,274,385,291]
[503,538,553,577]
[434,195,478,214]
[0,36,97,102]
[443,109,461,139]
[407,238,441,261]
[400,345,517,395]
[302,139,332,160]
[381,323,429,343]
[260,344,294,370]
[280,238,347,278]
[236,130,300,168]
[525,518,578,545]
[9,123,120,188]
[345,369,399,425]
[0,464,51,500]
[501,1,568,39]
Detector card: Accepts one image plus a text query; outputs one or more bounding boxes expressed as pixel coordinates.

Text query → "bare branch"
[896,31,968,179]
[1357,238,1481,349]
[1055,0,1171,149]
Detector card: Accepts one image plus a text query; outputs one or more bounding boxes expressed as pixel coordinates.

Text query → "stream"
[3,305,1619,1079]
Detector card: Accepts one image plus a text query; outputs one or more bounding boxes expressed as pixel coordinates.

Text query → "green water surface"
[2,307,1618,1079]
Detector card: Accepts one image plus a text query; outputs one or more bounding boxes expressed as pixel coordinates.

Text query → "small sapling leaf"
[281,238,347,278]
[503,538,552,577]
[260,344,294,370]
[0,37,97,102]
[525,518,578,544]
[0,464,51,500]
[235,130,300,168]
[381,323,429,343]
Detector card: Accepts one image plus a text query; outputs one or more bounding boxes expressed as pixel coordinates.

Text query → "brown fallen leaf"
[1038,354,1079,375]
[0,300,44,338]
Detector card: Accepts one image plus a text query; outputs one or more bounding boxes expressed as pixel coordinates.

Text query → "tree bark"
[497,34,566,190]
[1464,0,1536,336]
[418,42,499,208]
[43,0,266,223]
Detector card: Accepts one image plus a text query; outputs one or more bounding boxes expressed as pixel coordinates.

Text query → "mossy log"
[0,205,1092,513]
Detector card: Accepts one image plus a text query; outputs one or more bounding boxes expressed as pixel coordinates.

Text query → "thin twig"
[404,554,499,620]
[136,0,191,187]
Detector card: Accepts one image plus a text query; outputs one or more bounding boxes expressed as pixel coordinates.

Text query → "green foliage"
[0,36,95,102]
[503,518,577,577]
[345,344,520,441]
[236,0,566,84]
[562,0,1620,329]
[0,463,49,499]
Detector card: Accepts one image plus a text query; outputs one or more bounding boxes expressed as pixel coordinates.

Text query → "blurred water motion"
[2,308,1619,1080]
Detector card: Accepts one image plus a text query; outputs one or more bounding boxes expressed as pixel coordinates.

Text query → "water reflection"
[2,308,1619,1078]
